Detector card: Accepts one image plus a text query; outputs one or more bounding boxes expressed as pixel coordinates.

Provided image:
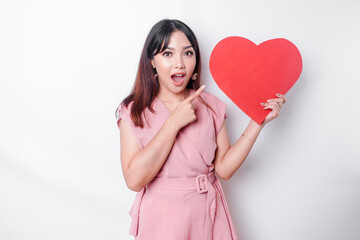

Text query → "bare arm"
[120,86,205,192]
[214,93,287,180]
[120,116,180,192]
[213,120,263,180]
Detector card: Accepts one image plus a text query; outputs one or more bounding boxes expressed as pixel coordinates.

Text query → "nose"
[174,54,184,69]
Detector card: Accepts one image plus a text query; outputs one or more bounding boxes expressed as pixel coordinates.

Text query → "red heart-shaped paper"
[209,37,302,125]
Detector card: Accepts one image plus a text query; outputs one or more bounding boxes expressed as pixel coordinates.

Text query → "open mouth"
[171,73,185,86]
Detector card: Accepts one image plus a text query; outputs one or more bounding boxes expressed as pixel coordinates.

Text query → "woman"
[116,19,286,240]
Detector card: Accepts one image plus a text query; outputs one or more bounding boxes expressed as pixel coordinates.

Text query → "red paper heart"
[209,37,302,125]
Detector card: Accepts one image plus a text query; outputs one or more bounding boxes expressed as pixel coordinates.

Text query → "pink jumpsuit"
[117,90,238,240]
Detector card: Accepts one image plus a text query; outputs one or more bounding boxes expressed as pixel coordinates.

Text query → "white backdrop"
[1,0,359,239]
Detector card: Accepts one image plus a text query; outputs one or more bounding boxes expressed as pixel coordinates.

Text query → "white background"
[1,0,359,239]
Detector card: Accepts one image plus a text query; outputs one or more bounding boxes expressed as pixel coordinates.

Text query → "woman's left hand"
[260,93,287,126]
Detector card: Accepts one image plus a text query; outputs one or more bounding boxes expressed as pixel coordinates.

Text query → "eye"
[185,51,194,56]
[162,51,172,57]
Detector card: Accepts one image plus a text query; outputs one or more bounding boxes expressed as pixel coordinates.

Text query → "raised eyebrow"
[165,46,194,51]
[183,46,194,50]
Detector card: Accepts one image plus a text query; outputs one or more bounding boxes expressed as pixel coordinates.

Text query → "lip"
[171,72,186,77]
[171,72,186,86]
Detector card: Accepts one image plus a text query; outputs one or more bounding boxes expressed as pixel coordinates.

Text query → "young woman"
[116,19,286,240]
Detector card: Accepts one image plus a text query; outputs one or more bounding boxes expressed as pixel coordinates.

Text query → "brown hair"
[117,19,211,128]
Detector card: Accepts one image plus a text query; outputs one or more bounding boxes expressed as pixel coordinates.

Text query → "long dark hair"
[118,19,202,128]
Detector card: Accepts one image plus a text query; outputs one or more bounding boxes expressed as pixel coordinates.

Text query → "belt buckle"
[196,174,208,193]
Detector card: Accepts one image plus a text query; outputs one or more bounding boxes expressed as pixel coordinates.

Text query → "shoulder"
[198,90,226,109]
[116,102,133,119]
[197,90,227,134]
[116,101,134,126]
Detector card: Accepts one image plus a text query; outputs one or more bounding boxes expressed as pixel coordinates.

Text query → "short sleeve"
[116,102,145,149]
[115,103,133,129]
[201,92,227,135]
[212,96,227,135]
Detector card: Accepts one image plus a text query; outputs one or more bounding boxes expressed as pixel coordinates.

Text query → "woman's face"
[152,30,196,96]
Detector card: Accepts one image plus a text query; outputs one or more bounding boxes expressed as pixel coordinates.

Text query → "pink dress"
[116,90,238,240]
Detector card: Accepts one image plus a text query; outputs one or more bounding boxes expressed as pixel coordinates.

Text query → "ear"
[151,59,155,68]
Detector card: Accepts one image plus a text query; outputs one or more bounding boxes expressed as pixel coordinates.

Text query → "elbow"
[215,168,232,181]
[126,181,144,192]
[222,175,231,181]
[218,174,231,181]
[124,175,145,192]
[128,185,142,192]
[122,164,146,192]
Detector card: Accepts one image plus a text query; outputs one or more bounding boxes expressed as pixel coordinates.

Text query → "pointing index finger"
[187,85,205,103]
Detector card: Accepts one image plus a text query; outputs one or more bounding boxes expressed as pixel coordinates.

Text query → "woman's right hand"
[168,85,205,130]
[120,85,206,191]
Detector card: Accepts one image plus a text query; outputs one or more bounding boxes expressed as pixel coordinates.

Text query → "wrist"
[164,116,181,133]
[250,119,265,129]
[241,119,264,143]
[241,133,255,143]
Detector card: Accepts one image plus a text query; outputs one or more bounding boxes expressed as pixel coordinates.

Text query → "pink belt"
[128,171,238,240]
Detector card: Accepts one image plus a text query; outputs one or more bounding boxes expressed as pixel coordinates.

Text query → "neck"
[157,88,190,104]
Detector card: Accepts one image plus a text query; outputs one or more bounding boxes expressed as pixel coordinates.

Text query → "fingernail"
[276,93,280,97]
[267,99,271,102]
[260,103,266,106]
